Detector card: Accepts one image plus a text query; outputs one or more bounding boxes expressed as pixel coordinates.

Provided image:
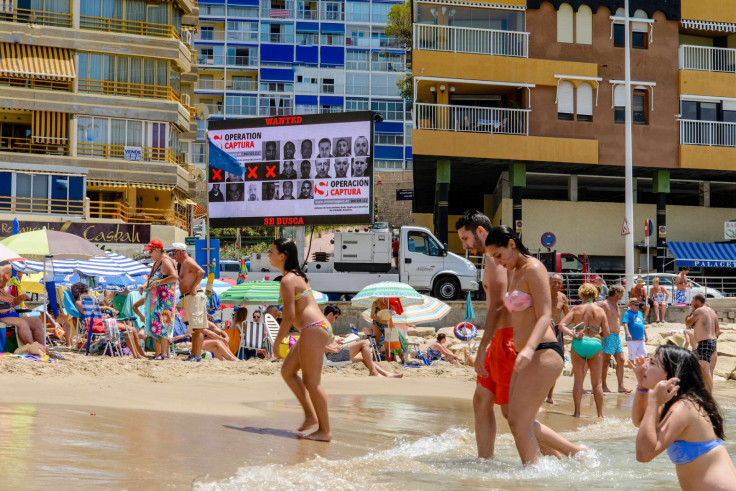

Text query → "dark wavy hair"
[273,237,308,281]
[455,209,491,234]
[485,225,532,257]
[655,345,725,440]
[71,282,88,300]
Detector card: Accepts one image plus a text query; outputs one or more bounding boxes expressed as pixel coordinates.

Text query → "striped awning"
[668,241,736,268]
[32,111,67,144]
[0,43,76,80]
[88,179,128,189]
[681,20,736,33]
[131,182,174,190]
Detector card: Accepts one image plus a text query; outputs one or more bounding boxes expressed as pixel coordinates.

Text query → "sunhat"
[629,297,639,305]
[636,278,645,284]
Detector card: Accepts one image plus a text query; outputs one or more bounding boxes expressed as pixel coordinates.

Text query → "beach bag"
[0,326,6,352]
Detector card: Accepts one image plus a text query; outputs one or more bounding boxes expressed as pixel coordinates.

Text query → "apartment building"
[411,0,736,272]
[0,0,200,253]
[190,0,412,191]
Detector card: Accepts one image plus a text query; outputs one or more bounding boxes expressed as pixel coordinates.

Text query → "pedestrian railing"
[679,45,736,74]
[680,119,736,148]
[415,103,530,136]
[414,24,529,58]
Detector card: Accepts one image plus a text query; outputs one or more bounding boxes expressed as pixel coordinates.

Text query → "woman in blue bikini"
[558,283,610,418]
[630,345,736,490]
[270,237,333,442]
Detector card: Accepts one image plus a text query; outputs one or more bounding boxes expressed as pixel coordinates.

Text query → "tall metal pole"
[205,124,211,272]
[624,0,635,289]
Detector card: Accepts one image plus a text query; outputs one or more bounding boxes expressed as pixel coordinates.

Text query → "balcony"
[0,196,83,215]
[297,8,318,19]
[226,105,258,116]
[78,79,181,102]
[260,3,295,19]
[415,103,530,136]
[78,143,181,165]
[196,79,258,92]
[80,16,181,40]
[679,45,736,74]
[0,136,69,155]
[414,24,529,58]
[89,202,188,229]
[680,120,736,147]
[195,29,225,42]
[0,8,71,28]
[227,55,258,67]
[371,61,406,72]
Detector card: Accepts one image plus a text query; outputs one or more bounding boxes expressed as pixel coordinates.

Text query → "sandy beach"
[1,320,735,489]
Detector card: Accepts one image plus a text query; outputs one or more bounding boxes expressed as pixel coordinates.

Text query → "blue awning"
[321,23,345,34]
[668,241,736,268]
[259,67,294,83]
[228,0,258,5]
[295,95,318,105]
[296,22,319,33]
[320,96,343,106]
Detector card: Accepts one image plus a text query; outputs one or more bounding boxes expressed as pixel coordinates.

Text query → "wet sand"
[1,352,735,490]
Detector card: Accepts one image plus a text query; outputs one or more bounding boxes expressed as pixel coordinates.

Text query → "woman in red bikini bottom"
[270,237,333,442]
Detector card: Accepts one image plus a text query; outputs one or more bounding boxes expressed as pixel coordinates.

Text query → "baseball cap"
[143,239,164,251]
[168,242,187,252]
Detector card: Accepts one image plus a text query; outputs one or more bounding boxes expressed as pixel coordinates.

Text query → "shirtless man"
[456,210,582,459]
[0,266,46,348]
[600,285,632,393]
[168,242,206,361]
[546,274,569,404]
[685,293,719,392]
[629,278,651,323]
[675,267,692,305]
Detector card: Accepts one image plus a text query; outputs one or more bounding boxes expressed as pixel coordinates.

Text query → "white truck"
[247,226,479,300]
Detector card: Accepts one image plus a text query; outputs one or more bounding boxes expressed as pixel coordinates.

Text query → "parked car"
[220,260,246,280]
[371,221,391,234]
[619,273,724,305]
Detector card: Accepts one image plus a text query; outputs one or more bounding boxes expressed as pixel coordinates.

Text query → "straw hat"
[629,297,640,305]
[659,333,687,348]
[376,309,393,322]
[636,277,645,284]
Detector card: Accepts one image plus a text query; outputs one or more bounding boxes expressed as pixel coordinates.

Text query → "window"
[371,100,404,121]
[295,104,318,114]
[260,23,294,44]
[633,89,648,124]
[346,2,369,22]
[556,3,573,43]
[557,81,574,120]
[201,4,225,16]
[346,72,369,95]
[297,33,316,45]
[322,1,344,21]
[259,95,293,116]
[407,231,441,256]
[576,5,592,45]
[231,76,254,91]
[15,173,48,213]
[227,21,258,42]
[371,73,399,97]
[375,134,403,145]
[371,2,391,23]
[226,95,257,116]
[227,47,257,66]
[200,26,214,40]
[614,85,626,123]
[613,23,625,47]
[632,10,649,49]
[346,98,368,111]
[346,50,369,70]
[321,78,335,93]
[320,33,345,46]
[260,82,292,92]
[576,82,593,121]
[228,6,258,17]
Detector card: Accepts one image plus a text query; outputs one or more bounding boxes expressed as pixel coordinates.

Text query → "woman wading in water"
[271,238,333,442]
[485,225,586,465]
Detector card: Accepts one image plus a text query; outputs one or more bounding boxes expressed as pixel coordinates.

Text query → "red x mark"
[211,168,223,181]
[247,166,258,179]
[265,165,276,178]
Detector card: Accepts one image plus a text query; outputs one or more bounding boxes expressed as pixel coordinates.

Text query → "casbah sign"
[0,221,150,244]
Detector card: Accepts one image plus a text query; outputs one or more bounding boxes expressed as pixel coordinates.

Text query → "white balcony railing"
[679,45,736,74]
[680,119,736,147]
[415,103,530,136]
[413,24,529,58]
[196,80,258,92]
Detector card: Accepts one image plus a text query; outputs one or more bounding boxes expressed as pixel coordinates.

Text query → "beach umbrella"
[1,229,105,260]
[55,273,145,292]
[464,292,474,321]
[360,294,450,325]
[350,281,424,309]
[10,251,148,277]
[0,243,24,262]
[219,280,329,305]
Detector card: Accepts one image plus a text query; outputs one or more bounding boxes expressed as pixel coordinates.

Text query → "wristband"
[636,385,649,394]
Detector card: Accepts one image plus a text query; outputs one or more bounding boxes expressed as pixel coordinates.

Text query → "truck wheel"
[433,277,460,301]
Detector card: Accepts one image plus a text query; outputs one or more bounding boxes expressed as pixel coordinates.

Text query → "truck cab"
[399,226,478,300]
[538,251,593,296]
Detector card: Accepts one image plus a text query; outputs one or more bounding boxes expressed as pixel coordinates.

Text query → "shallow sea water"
[1,392,735,490]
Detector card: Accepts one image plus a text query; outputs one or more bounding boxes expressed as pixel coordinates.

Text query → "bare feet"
[545,397,555,405]
[297,418,318,432]
[572,412,580,418]
[602,387,611,393]
[297,429,332,442]
[618,387,633,393]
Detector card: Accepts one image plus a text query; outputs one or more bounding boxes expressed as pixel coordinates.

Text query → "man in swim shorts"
[686,293,719,392]
[600,285,631,393]
[456,210,513,459]
[675,267,691,305]
[623,298,647,360]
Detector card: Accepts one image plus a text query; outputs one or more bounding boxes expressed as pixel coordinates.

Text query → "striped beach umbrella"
[219,280,328,305]
[1,229,105,260]
[361,294,450,325]
[351,281,424,308]
[10,251,149,276]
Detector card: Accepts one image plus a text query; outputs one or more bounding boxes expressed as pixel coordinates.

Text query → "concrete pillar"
[653,170,670,273]
[69,117,77,157]
[509,163,526,237]
[436,159,450,246]
[72,0,80,29]
[700,181,710,207]
[568,174,578,202]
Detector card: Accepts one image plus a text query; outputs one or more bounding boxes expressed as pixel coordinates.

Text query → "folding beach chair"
[237,321,266,359]
[384,325,409,362]
[263,313,281,357]
[61,289,84,345]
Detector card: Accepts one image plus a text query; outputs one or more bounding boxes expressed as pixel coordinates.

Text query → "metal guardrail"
[80,15,180,39]
[78,142,179,165]
[679,45,736,74]
[78,79,180,102]
[0,8,72,27]
[680,119,736,147]
[415,103,530,135]
[414,24,529,58]
[0,195,84,215]
[0,136,69,155]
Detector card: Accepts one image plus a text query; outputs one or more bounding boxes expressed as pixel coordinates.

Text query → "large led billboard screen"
[207,112,373,227]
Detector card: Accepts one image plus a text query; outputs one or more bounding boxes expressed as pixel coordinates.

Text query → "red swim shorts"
[476,327,516,405]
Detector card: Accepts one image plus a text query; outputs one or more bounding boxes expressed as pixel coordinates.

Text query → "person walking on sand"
[623,298,648,362]
[485,225,589,464]
[675,267,692,305]
[546,274,569,405]
[141,239,178,360]
[649,277,669,323]
[629,345,736,490]
[169,243,206,362]
[558,283,610,418]
[600,285,632,394]
[271,238,333,442]
[685,293,719,392]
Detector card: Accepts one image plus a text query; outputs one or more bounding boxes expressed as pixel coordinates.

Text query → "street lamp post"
[623,0,635,290]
